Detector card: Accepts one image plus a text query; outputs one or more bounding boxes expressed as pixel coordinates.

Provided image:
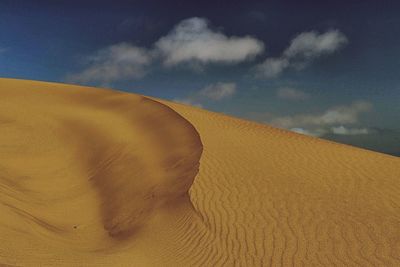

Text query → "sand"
[0,78,399,266]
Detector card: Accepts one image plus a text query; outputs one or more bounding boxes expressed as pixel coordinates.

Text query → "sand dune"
[1,78,400,266]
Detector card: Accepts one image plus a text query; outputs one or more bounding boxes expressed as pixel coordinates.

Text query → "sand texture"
[0,78,400,266]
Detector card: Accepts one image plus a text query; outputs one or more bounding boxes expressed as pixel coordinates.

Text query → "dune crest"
[60,96,203,239]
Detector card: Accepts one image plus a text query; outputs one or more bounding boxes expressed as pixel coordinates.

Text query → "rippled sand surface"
[1,78,399,266]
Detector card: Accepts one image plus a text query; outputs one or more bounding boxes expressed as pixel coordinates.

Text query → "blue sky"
[0,0,399,155]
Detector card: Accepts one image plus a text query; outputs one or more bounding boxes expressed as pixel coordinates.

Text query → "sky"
[0,0,399,156]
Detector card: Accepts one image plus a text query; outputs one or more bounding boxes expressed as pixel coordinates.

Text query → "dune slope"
[1,78,400,266]
[0,78,203,265]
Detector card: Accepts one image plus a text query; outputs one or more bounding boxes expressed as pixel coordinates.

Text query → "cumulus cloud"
[265,100,372,136]
[173,82,237,107]
[256,29,348,78]
[66,43,152,84]
[276,87,309,101]
[155,17,264,66]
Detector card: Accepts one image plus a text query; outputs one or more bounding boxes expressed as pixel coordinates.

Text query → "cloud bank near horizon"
[265,100,372,136]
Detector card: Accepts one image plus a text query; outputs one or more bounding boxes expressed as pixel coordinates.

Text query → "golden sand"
[0,78,399,266]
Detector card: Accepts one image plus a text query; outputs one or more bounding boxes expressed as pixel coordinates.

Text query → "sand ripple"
[1,78,400,266]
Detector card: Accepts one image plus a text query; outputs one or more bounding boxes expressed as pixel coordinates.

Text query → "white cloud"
[256,29,348,78]
[256,58,289,79]
[173,82,237,107]
[290,126,370,137]
[154,17,264,66]
[276,87,309,101]
[66,43,152,84]
[290,127,327,137]
[331,126,369,135]
[199,82,236,100]
[283,30,348,60]
[68,17,265,84]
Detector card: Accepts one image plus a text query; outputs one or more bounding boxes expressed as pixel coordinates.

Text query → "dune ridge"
[1,78,400,266]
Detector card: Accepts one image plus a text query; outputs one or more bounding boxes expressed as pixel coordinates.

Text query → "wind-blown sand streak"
[1,78,400,266]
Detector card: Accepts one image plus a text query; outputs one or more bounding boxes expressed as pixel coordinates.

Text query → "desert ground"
[0,78,399,266]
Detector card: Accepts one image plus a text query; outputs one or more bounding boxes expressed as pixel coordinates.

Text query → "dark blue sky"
[1,0,399,155]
